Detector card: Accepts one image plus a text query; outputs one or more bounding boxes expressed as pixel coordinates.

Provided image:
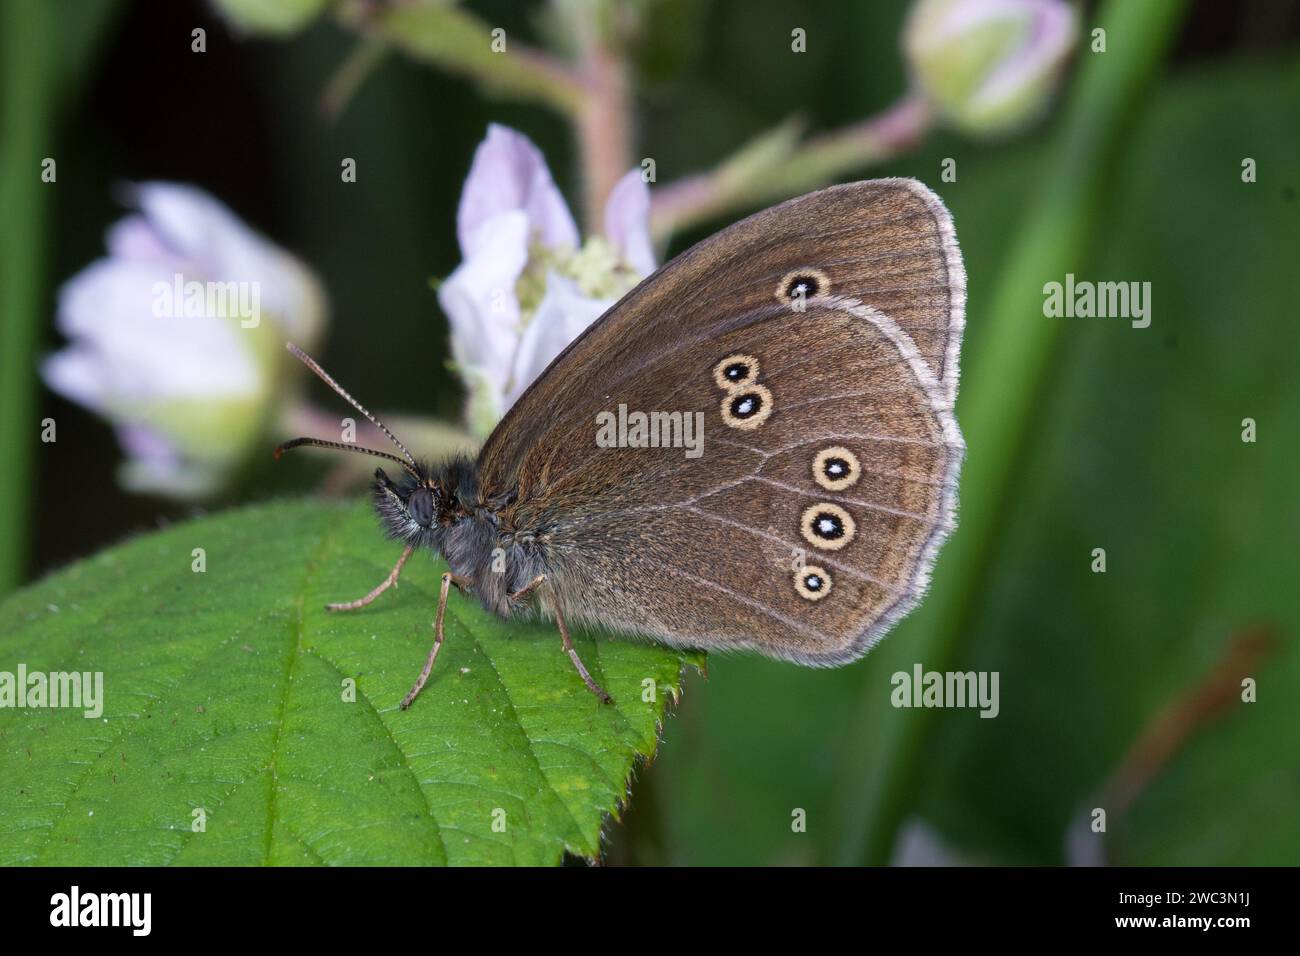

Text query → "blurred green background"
[2,0,1297,865]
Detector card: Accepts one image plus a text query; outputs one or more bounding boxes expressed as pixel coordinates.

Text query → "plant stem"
[1095,627,1275,823]
[0,0,120,594]
[828,0,1192,865]
[0,0,58,595]
[350,1,586,118]
[319,36,390,120]
[573,31,632,235]
[649,96,932,242]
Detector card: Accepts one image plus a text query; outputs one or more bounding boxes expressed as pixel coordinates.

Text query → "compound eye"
[407,488,434,527]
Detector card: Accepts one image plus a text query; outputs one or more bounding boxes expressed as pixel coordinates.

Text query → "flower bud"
[904,0,1076,137]
[211,0,329,35]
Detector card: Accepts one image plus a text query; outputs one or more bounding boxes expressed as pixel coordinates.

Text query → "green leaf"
[0,500,701,865]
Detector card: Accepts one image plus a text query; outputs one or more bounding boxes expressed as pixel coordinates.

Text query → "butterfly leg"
[507,574,546,605]
[553,604,613,705]
[400,571,470,709]
[506,575,611,703]
[326,544,413,612]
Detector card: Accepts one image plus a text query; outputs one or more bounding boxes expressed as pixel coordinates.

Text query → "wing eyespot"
[795,565,832,601]
[713,353,760,390]
[800,503,856,551]
[776,267,831,306]
[720,384,773,430]
[813,446,861,491]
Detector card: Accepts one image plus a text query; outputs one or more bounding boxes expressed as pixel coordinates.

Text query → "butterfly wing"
[478,178,965,664]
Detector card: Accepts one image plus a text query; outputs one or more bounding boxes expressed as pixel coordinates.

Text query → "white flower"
[904,0,1076,137]
[438,124,656,437]
[42,182,327,497]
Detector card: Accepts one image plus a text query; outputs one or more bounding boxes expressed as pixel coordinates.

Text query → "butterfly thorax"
[371,456,551,620]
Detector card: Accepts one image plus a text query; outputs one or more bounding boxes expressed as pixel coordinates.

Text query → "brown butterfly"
[277,178,965,708]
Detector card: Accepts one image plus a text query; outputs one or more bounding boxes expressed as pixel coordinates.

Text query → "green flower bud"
[211,0,330,36]
[904,0,1077,137]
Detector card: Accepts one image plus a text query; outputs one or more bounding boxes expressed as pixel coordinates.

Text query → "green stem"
[829,0,1191,865]
[0,0,59,595]
[649,96,931,242]
[0,0,120,595]
[319,36,390,120]
[347,2,587,118]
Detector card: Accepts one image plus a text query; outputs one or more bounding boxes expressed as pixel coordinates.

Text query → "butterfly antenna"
[273,436,419,477]
[284,342,419,469]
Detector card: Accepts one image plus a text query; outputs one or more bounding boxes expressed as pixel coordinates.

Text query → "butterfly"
[277,178,966,708]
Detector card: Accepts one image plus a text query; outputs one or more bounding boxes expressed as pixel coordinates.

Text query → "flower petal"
[41,347,109,411]
[130,181,326,344]
[439,210,531,394]
[506,272,610,409]
[603,169,656,276]
[116,434,222,498]
[457,124,579,259]
[105,215,172,261]
[116,422,181,469]
[53,258,260,401]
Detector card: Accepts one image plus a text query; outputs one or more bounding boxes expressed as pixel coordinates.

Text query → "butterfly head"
[372,465,463,543]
